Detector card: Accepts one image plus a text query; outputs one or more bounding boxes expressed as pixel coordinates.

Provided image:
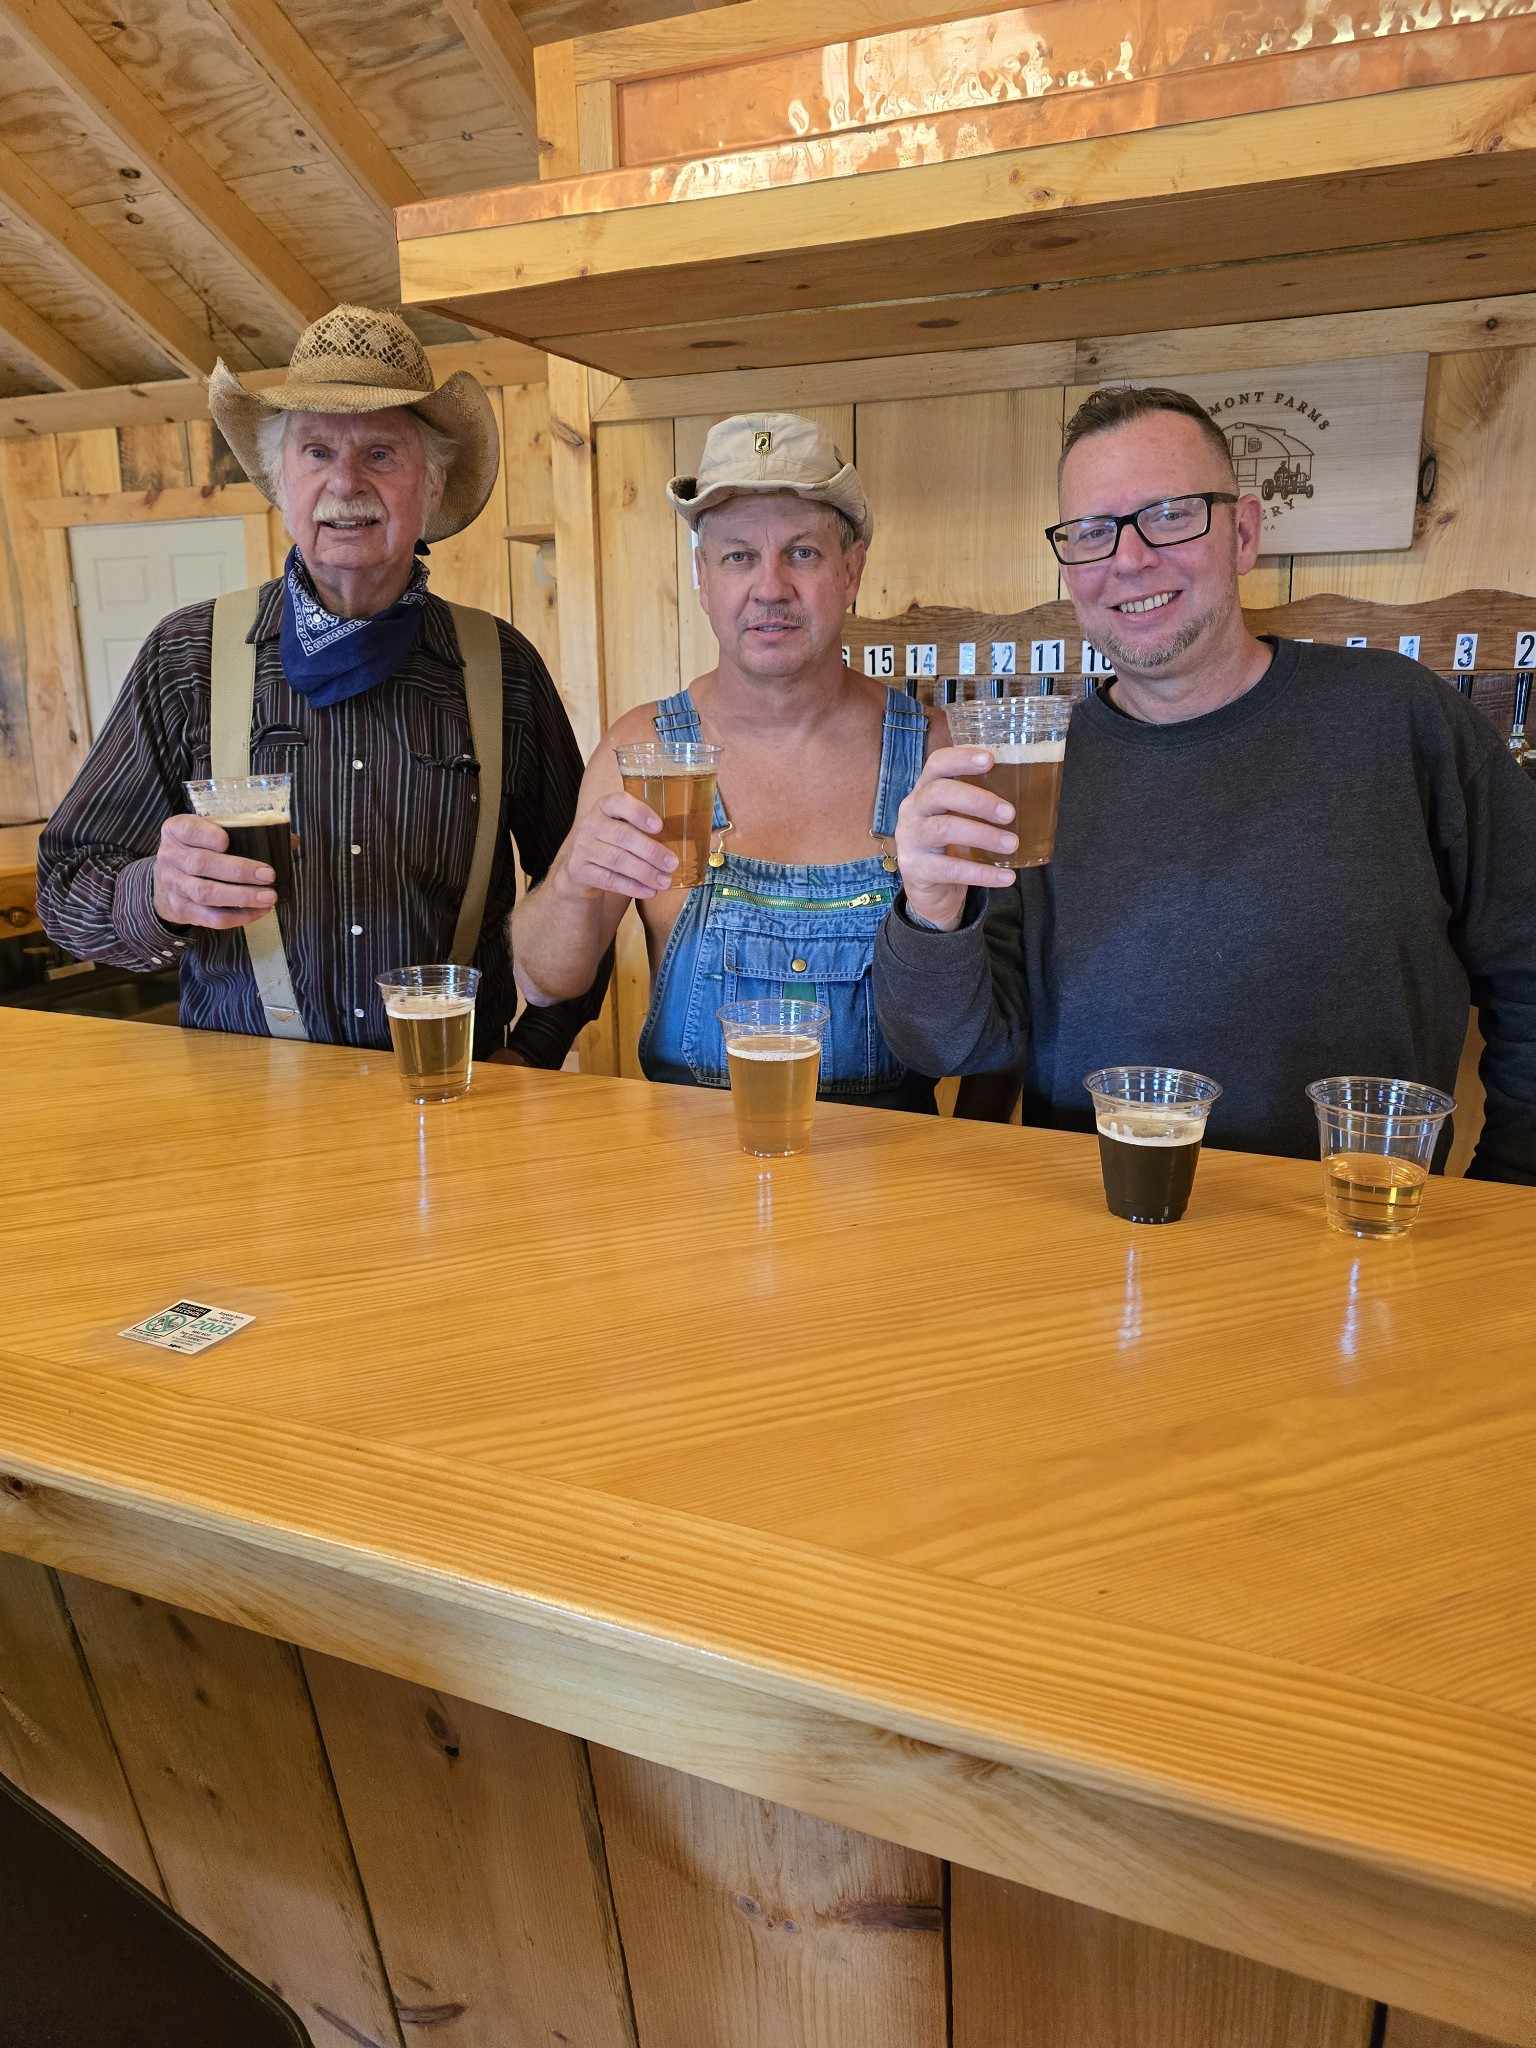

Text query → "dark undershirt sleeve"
[499,628,613,1067]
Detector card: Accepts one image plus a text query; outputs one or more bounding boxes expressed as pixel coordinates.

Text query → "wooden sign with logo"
[1078,354,1428,556]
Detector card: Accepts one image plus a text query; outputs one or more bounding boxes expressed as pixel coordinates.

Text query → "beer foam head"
[384,992,476,1019]
[209,807,289,828]
[727,1034,821,1061]
[987,739,1066,765]
[1097,1111,1203,1146]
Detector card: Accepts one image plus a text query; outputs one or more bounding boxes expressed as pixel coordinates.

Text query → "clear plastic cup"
[716,999,831,1156]
[1305,1076,1455,1238]
[943,696,1073,867]
[1083,1066,1223,1224]
[376,964,481,1105]
[614,741,722,889]
[184,774,294,880]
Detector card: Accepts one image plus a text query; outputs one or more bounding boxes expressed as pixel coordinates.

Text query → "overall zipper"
[713,885,895,912]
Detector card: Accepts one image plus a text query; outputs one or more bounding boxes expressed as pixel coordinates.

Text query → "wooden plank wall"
[586,346,1536,1075]
[3,348,1533,1095]
[1,1556,1511,2048]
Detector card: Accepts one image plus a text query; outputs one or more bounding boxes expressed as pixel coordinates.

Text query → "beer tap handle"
[1453,673,1475,698]
[1510,671,1536,777]
[1510,670,1531,737]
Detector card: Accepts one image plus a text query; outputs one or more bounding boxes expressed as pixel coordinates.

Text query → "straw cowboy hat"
[667,411,873,545]
[208,305,499,543]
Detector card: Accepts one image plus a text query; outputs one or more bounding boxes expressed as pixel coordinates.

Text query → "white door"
[70,519,249,741]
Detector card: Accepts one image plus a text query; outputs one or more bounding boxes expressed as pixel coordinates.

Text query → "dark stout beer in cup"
[1095,1113,1204,1224]
[1083,1067,1222,1225]
[615,741,723,890]
[944,697,1073,869]
[185,775,296,890]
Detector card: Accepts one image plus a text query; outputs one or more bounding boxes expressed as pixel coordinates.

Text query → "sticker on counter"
[120,1300,254,1355]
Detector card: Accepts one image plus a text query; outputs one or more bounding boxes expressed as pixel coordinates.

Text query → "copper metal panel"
[616,0,1536,167]
[396,18,1536,243]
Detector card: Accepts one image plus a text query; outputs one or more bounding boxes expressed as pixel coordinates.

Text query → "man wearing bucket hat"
[510,411,937,1110]
[38,305,604,1062]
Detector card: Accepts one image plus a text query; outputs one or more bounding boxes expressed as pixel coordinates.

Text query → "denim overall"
[637,687,935,1113]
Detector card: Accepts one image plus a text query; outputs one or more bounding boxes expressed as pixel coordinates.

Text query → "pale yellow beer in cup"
[615,741,723,889]
[1305,1076,1455,1238]
[376,964,481,1105]
[944,696,1073,868]
[717,999,830,1157]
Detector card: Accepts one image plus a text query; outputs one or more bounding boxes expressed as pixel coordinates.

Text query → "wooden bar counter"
[1,1009,1531,2048]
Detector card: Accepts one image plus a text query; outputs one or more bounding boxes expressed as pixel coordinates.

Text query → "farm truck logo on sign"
[1207,387,1328,536]
[1113,357,1424,554]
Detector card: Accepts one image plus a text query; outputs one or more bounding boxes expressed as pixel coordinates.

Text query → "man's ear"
[843,537,869,607]
[1233,493,1263,575]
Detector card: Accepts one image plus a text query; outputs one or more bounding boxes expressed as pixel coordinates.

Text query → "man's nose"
[750,554,795,601]
[327,450,369,495]
[1112,522,1160,575]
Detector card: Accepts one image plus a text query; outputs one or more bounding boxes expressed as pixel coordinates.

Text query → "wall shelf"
[399,46,1536,380]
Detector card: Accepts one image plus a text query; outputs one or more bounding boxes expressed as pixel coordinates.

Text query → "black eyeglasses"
[1045,492,1239,565]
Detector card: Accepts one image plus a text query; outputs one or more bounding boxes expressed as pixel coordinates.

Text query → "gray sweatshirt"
[873,638,1536,1183]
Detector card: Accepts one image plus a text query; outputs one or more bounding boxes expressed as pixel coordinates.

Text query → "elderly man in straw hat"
[510,411,937,1111]
[39,305,605,1062]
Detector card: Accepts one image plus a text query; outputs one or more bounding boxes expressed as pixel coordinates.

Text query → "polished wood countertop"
[1,1011,1533,2030]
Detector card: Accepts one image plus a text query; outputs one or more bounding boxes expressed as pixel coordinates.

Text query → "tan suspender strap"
[209,587,308,1043]
[446,603,504,969]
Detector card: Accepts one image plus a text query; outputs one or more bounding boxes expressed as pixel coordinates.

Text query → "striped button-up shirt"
[37,578,605,1065]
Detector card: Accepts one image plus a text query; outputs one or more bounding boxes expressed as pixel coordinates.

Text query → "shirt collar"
[252,573,463,670]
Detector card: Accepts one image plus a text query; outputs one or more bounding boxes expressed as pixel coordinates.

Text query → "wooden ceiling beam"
[0,135,218,377]
[440,0,537,134]
[0,335,548,438]
[202,0,424,220]
[0,0,331,331]
[0,277,109,389]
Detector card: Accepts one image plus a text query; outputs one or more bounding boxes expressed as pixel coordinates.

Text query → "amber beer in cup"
[185,774,295,883]
[1305,1076,1455,1238]
[945,696,1073,868]
[615,741,723,889]
[376,965,481,1105]
[1083,1067,1223,1224]
[717,999,830,1156]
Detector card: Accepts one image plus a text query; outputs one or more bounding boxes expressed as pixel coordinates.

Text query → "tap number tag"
[1345,635,1368,648]
[1081,641,1115,675]
[1397,634,1421,660]
[864,643,896,679]
[1030,639,1066,675]
[957,641,978,676]
[1453,632,1478,672]
[905,643,938,678]
[990,641,1017,677]
[1515,631,1536,668]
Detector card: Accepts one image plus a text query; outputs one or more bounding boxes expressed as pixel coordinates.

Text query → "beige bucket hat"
[667,412,873,545]
[207,305,499,543]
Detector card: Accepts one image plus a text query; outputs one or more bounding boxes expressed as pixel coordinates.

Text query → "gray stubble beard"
[1093,594,1229,676]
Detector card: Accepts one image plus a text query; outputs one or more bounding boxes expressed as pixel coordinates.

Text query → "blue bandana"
[279,547,429,709]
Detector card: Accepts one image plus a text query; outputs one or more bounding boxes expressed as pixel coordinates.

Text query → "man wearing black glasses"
[873,385,1536,1181]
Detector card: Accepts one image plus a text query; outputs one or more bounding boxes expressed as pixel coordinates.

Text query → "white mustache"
[314,493,382,523]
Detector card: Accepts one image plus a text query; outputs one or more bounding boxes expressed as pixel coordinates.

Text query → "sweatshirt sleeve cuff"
[112,858,192,969]
[884,888,988,957]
